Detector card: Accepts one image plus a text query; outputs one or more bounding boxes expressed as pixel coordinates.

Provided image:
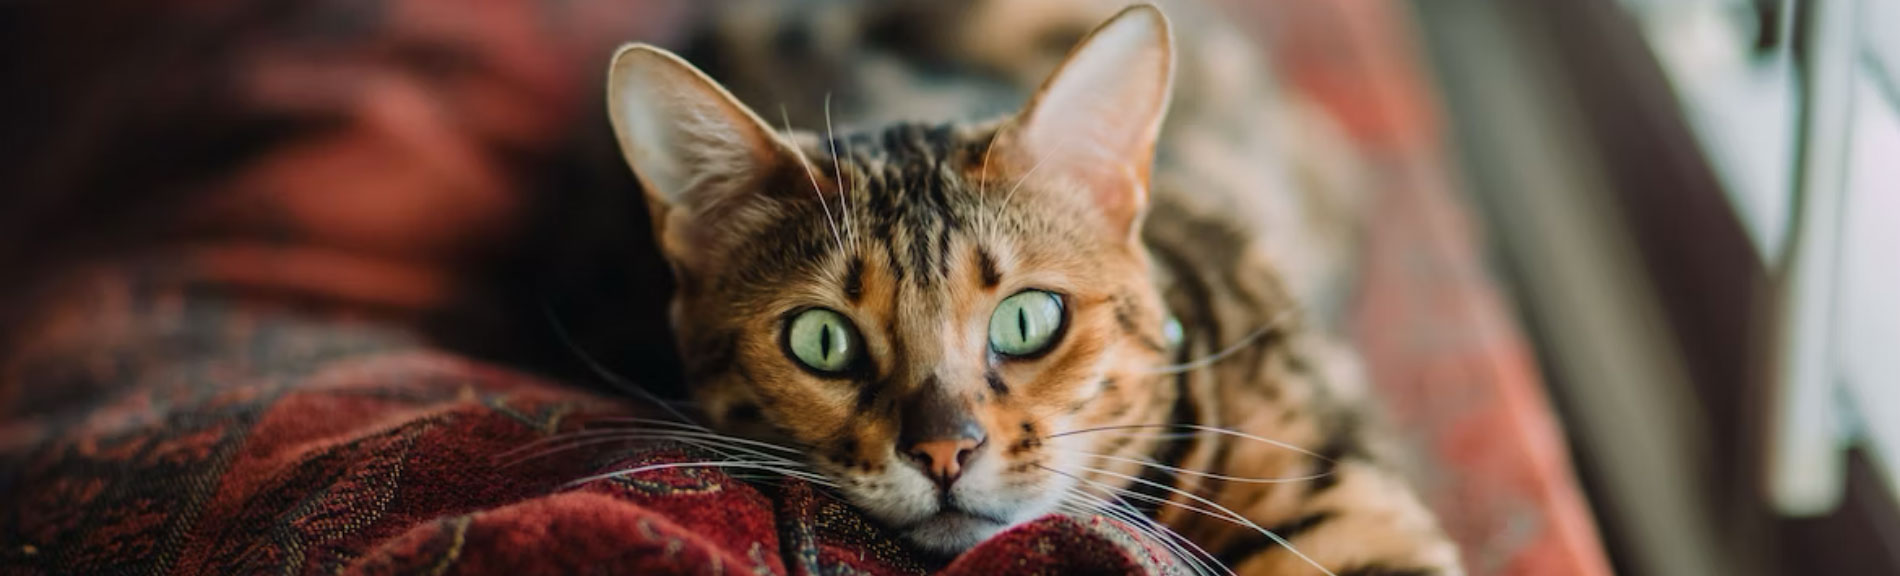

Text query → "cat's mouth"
[896,503,1018,553]
[907,506,1011,528]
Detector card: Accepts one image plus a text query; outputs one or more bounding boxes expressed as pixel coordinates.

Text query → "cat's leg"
[1153,338,1464,576]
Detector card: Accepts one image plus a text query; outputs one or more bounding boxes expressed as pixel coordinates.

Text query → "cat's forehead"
[716,121,1101,303]
[824,122,981,183]
[827,124,984,286]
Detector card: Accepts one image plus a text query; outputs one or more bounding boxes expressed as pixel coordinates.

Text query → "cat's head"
[607,5,1176,553]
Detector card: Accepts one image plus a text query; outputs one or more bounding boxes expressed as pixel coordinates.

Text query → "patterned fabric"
[0,270,1176,575]
[0,1,1609,575]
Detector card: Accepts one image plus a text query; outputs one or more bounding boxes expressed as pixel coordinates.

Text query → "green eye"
[989,290,1064,357]
[787,308,861,373]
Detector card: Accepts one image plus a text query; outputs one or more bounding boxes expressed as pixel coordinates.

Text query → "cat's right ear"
[607,44,799,252]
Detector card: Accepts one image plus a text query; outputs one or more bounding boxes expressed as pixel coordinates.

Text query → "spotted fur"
[610,2,1461,574]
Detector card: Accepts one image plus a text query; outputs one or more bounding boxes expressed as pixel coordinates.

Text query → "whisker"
[581,416,711,431]
[1055,431,1207,442]
[822,93,858,251]
[572,423,809,455]
[539,301,705,430]
[996,132,1061,219]
[1054,476,1231,576]
[1046,423,1328,462]
[1143,311,1294,375]
[497,434,810,473]
[1051,448,1333,484]
[976,118,1017,234]
[496,429,808,466]
[781,104,844,254]
[1045,465,1240,535]
[1052,463,1337,576]
[1055,499,1213,576]
[500,435,734,469]
[565,460,837,489]
[1058,495,1221,576]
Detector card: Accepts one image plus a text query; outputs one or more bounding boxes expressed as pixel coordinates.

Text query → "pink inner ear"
[1000,6,1173,236]
[609,45,796,218]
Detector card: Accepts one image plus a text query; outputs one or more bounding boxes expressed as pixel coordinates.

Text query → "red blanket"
[2,274,1168,574]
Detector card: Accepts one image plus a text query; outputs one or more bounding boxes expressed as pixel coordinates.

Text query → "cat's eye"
[786,308,862,374]
[989,290,1065,358]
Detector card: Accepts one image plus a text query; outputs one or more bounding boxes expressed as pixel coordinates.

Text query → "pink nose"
[905,437,982,488]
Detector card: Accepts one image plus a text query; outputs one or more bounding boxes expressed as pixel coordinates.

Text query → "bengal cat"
[603,3,1461,574]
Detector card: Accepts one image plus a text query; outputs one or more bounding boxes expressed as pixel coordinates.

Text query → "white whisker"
[1053,463,1337,576]
[976,118,1016,234]
[540,301,705,431]
[497,432,811,471]
[1056,499,1209,575]
[1046,465,1242,535]
[1062,496,1219,576]
[1051,448,1333,484]
[822,93,858,251]
[500,428,806,460]
[781,104,844,254]
[566,460,837,489]
[1057,431,1207,442]
[1071,490,1231,576]
[1144,311,1294,375]
[584,419,809,455]
[1055,477,1231,576]
[997,133,1061,218]
[1046,423,1328,461]
[583,416,713,432]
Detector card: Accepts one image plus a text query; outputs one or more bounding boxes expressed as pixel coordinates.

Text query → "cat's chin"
[899,511,1013,555]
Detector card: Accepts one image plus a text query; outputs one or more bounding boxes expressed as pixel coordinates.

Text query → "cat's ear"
[607,44,800,250]
[995,4,1174,240]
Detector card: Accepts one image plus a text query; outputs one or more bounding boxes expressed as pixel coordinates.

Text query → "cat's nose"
[900,387,988,488]
[905,437,983,488]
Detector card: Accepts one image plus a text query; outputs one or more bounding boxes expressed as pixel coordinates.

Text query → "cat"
[605,3,1461,575]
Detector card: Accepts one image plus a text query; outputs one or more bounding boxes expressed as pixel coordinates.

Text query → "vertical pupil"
[1018,305,1028,342]
[820,322,833,360]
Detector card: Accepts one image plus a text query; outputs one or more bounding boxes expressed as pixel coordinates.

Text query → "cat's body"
[607,2,1460,574]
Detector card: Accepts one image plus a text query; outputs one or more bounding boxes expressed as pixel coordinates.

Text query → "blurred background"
[1411,1,1899,574]
[1,1,1895,575]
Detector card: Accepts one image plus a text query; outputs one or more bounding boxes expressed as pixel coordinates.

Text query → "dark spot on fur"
[856,381,881,411]
[986,369,1009,396]
[686,331,739,382]
[1307,414,1370,495]
[1286,352,1314,374]
[1009,435,1042,455]
[1114,293,1168,353]
[725,403,763,423]
[1213,511,1337,567]
[976,246,1002,287]
[843,257,864,302]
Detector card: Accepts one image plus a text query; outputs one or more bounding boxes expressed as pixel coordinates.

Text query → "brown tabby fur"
[610,2,1461,574]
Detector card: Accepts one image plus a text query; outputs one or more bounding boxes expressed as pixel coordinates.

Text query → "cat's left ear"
[995,4,1175,241]
[606,44,806,263]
